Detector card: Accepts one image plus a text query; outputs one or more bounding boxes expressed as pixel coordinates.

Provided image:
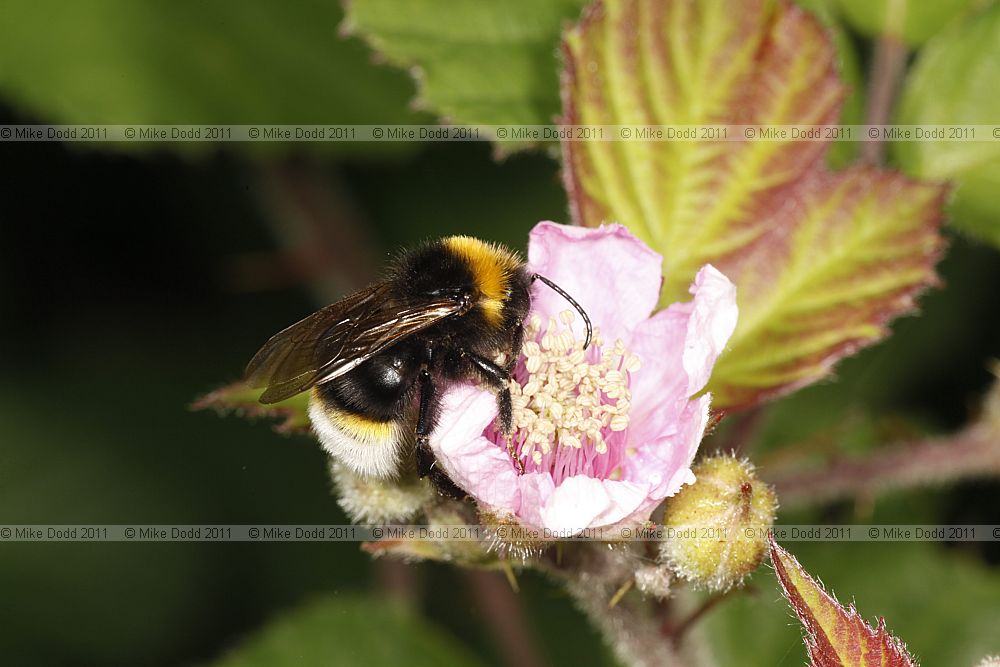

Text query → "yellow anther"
[610,414,630,432]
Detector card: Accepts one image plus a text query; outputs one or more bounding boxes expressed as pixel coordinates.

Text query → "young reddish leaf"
[561,0,946,409]
[192,381,311,434]
[708,168,945,407]
[769,538,919,667]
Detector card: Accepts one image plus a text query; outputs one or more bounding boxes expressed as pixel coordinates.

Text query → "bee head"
[439,236,523,325]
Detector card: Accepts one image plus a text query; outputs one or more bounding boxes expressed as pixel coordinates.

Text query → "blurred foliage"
[834,0,984,45]
[345,0,589,129]
[0,0,427,155]
[894,3,1000,247]
[208,596,486,667]
[0,0,999,665]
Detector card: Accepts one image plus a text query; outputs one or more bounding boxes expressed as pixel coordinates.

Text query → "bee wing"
[245,282,463,404]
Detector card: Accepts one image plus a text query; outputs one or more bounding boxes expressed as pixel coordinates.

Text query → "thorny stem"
[765,420,1000,508]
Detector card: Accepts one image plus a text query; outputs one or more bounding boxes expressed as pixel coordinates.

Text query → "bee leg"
[460,352,512,426]
[416,443,465,500]
[415,369,435,445]
[460,351,524,475]
[414,369,465,499]
[414,368,437,474]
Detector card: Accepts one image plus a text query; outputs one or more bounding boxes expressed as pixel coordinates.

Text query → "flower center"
[489,311,641,484]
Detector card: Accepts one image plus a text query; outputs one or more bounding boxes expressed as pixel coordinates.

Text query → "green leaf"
[894,4,1000,247]
[343,0,589,128]
[561,0,946,409]
[770,539,918,667]
[834,0,982,45]
[208,595,485,667]
[0,0,425,154]
[192,381,311,434]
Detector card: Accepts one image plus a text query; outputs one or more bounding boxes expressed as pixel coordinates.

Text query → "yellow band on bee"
[443,236,520,325]
[329,408,396,442]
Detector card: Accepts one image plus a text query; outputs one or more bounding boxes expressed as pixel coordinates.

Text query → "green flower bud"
[659,454,777,592]
[330,461,433,523]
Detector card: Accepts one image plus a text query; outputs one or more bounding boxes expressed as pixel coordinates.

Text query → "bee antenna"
[530,274,593,349]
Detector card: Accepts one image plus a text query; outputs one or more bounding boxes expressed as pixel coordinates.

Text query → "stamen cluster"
[500,311,640,483]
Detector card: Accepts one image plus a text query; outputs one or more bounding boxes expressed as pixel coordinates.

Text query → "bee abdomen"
[308,389,407,479]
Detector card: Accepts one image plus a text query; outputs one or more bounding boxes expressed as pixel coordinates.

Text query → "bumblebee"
[246,236,591,489]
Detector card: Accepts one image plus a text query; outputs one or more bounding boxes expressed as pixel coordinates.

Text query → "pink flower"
[430,222,738,534]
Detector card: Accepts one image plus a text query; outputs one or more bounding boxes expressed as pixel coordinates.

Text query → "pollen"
[498,311,641,484]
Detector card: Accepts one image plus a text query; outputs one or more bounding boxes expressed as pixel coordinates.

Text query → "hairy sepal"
[770,538,919,667]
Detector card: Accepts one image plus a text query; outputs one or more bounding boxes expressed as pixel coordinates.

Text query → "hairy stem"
[545,544,691,667]
[765,421,1000,508]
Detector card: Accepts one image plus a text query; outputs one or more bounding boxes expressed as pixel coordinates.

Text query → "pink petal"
[511,472,555,530]
[527,222,663,345]
[626,265,737,444]
[622,393,710,498]
[627,310,691,440]
[680,265,739,395]
[536,475,652,534]
[431,385,519,512]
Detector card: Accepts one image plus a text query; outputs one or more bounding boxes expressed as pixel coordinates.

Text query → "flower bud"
[659,454,777,592]
[330,461,433,523]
